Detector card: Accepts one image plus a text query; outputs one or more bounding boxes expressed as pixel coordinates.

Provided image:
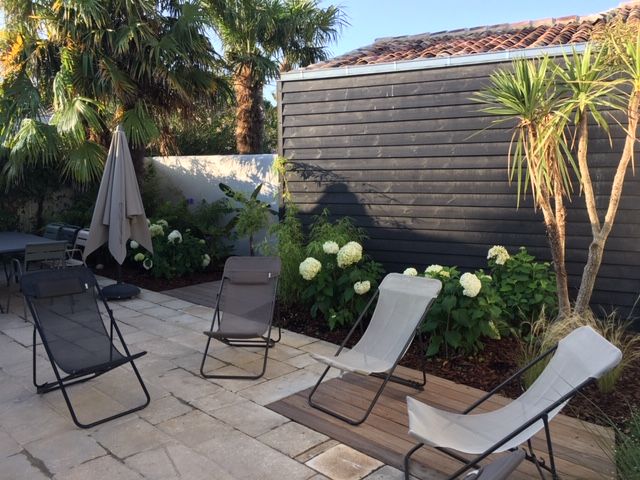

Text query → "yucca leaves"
[475,56,574,207]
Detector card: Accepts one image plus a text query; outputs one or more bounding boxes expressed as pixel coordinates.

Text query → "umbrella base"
[102,282,140,300]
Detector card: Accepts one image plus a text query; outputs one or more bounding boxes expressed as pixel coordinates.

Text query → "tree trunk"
[574,91,640,313]
[234,65,264,154]
[538,194,571,316]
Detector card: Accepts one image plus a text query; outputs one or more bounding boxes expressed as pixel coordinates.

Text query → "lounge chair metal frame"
[308,281,437,426]
[23,267,150,429]
[403,344,594,480]
[200,256,281,380]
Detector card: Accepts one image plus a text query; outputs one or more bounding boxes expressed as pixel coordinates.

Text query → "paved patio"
[0,279,406,480]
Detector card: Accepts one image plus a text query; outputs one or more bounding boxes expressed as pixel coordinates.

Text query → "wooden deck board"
[267,367,615,479]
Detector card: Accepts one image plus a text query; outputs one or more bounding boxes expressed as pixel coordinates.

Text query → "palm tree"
[0,0,229,186]
[206,0,346,154]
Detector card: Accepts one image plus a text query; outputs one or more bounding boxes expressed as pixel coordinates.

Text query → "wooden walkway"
[267,366,615,479]
[164,281,220,307]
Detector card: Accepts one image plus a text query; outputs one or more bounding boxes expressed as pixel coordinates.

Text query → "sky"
[265,0,620,97]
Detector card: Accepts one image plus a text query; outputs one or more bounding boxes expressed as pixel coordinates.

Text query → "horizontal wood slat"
[280,64,640,312]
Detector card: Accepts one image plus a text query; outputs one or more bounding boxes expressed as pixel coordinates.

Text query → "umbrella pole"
[102,262,141,300]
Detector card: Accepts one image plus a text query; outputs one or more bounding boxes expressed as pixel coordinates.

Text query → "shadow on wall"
[151,154,279,255]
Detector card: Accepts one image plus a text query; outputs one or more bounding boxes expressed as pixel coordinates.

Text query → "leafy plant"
[261,203,306,303]
[420,266,506,357]
[129,220,211,280]
[617,409,640,478]
[489,247,557,327]
[219,183,276,255]
[519,309,640,393]
[306,209,367,256]
[299,238,384,330]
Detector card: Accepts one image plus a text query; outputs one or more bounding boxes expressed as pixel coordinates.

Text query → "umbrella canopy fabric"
[84,125,153,265]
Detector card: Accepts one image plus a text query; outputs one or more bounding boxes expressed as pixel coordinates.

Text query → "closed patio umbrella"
[84,125,153,299]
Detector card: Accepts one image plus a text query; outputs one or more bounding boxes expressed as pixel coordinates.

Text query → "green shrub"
[617,410,640,478]
[489,246,557,327]
[220,183,276,255]
[419,265,506,357]
[306,209,367,256]
[129,220,211,279]
[261,204,305,303]
[299,238,384,330]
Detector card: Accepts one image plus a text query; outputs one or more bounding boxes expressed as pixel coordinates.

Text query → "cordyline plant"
[475,23,640,317]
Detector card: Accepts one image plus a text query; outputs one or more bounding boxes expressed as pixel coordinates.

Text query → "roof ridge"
[301,1,640,72]
[372,2,632,45]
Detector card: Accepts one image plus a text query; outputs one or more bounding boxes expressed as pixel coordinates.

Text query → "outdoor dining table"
[0,231,61,255]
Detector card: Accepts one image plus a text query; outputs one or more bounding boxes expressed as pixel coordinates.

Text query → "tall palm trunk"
[234,65,264,154]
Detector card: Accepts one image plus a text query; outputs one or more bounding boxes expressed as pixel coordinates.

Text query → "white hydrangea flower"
[133,253,145,262]
[149,224,164,237]
[425,264,443,275]
[202,254,211,268]
[460,272,482,298]
[142,258,153,270]
[322,241,339,254]
[336,241,363,268]
[167,230,183,244]
[487,245,510,265]
[299,257,322,280]
[439,270,450,278]
[353,280,371,295]
[199,239,206,245]
[156,219,169,228]
[130,240,139,249]
[403,267,418,276]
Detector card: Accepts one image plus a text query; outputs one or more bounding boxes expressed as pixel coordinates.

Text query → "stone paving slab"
[305,444,383,480]
[0,281,417,480]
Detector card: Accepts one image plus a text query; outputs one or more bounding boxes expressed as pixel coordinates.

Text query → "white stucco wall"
[150,154,279,255]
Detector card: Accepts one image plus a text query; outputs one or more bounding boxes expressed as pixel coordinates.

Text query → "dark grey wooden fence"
[278,61,640,315]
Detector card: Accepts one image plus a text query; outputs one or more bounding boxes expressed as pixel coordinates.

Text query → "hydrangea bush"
[129,219,212,279]
[417,265,505,356]
[405,245,557,357]
[488,246,557,326]
[299,239,384,330]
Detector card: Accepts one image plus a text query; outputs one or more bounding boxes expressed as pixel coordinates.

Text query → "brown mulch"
[96,263,223,292]
[280,302,640,429]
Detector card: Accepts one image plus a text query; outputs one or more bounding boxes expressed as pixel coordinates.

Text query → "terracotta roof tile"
[303,1,640,71]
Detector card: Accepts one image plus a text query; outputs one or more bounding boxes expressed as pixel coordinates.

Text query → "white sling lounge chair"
[403,326,622,480]
[308,273,442,425]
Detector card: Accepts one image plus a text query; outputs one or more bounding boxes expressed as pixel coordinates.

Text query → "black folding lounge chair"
[200,256,281,380]
[21,266,150,428]
[308,273,442,425]
[403,326,622,480]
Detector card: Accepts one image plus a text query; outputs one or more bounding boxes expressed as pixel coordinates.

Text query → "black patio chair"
[200,256,281,380]
[7,241,67,318]
[21,266,150,428]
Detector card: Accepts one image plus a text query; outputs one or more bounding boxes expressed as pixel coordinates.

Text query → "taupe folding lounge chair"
[200,256,281,380]
[308,273,442,425]
[403,326,622,480]
[21,266,150,428]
